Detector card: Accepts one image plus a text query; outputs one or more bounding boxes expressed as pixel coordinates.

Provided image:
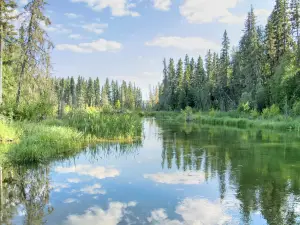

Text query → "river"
[1,119,300,225]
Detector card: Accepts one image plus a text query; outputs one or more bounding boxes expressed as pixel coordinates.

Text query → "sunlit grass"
[0,121,18,143]
[8,124,85,164]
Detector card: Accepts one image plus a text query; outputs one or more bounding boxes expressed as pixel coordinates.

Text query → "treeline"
[150,1,300,114]
[55,76,143,114]
[0,0,143,120]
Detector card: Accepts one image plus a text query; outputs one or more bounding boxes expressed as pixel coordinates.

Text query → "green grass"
[0,121,18,142]
[64,110,143,142]
[7,124,85,164]
[150,111,300,131]
[0,110,143,164]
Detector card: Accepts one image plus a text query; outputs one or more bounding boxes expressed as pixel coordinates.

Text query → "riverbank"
[0,110,143,164]
[147,110,300,131]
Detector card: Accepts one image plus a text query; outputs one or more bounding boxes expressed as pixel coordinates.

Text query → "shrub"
[209,108,216,117]
[292,101,300,116]
[250,109,260,119]
[238,101,251,113]
[262,104,280,119]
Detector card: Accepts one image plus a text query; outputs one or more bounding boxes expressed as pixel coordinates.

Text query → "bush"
[250,109,260,119]
[292,101,300,116]
[262,104,280,119]
[238,101,251,113]
[209,108,216,117]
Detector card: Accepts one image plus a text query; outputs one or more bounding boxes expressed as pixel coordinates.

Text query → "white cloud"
[180,0,270,25]
[65,13,83,19]
[70,0,140,17]
[67,178,81,183]
[144,172,205,185]
[50,183,70,192]
[69,34,83,40]
[82,23,108,34]
[180,0,240,24]
[19,0,28,6]
[64,198,78,204]
[80,184,106,195]
[55,164,120,178]
[148,198,232,225]
[153,0,171,11]
[56,39,122,53]
[64,201,137,225]
[41,22,72,34]
[146,36,219,52]
[255,9,271,25]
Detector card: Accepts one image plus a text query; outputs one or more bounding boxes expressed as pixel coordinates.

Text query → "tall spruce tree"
[0,0,17,104]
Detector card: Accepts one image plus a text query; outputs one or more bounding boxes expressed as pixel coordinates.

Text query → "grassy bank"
[148,110,300,131]
[0,110,143,164]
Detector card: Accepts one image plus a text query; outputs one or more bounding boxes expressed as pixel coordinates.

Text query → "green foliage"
[181,106,193,121]
[292,101,300,116]
[250,109,260,119]
[238,102,251,113]
[64,109,143,141]
[262,104,281,119]
[8,124,84,164]
[0,120,17,142]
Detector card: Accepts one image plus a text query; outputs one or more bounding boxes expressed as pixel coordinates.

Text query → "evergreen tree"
[175,58,184,109]
[87,77,94,107]
[94,77,100,107]
[70,76,76,108]
[0,0,17,104]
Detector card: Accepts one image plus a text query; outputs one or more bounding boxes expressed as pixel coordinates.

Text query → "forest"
[149,1,300,117]
[0,0,143,121]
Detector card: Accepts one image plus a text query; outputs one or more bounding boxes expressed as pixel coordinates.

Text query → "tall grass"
[151,110,300,131]
[64,110,143,141]
[8,124,85,164]
[0,121,18,142]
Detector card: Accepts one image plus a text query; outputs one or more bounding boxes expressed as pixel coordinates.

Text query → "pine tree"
[76,76,84,108]
[87,77,94,107]
[167,58,176,109]
[70,76,76,108]
[290,0,300,65]
[183,54,191,107]
[175,58,184,109]
[16,0,53,106]
[94,77,100,107]
[0,0,17,104]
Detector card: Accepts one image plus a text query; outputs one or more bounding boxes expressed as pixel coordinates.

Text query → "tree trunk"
[16,59,26,106]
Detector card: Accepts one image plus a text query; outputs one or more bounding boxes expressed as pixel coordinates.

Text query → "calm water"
[2,119,300,225]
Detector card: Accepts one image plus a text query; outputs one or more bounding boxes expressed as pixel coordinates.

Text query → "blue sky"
[20,0,275,98]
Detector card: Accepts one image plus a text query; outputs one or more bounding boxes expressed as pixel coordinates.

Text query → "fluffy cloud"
[70,0,140,17]
[148,198,232,225]
[68,34,83,40]
[19,0,28,6]
[65,13,83,19]
[64,201,137,225]
[64,198,78,204]
[56,39,122,53]
[67,178,82,183]
[55,164,120,178]
[41,22,72,34]
[80,184,106,195]
[50,183,70,192]
[144,172,205,185]
[146,36,219,52]
[153,0,171,11]
[180,0,240,23]
[180,0,270,25]
[82,23,108,34]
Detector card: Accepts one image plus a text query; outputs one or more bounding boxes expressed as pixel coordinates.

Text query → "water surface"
[2,119,300,225]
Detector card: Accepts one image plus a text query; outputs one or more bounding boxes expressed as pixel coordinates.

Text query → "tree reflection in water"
[156,120,300,225]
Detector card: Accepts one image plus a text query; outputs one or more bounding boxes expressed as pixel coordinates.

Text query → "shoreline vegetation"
[145,107,300,132]
[0,109,143,164]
